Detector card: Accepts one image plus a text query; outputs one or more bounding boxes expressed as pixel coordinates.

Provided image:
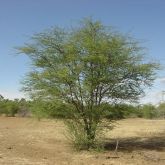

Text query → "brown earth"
[0,117,165,165]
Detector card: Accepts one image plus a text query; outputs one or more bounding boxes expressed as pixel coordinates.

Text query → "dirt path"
[0,117,165,165]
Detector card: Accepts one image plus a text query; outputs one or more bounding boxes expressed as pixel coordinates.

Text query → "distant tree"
[157,103,165,118]
[17,98,31,117]
[0,99,19,117]
[30,99,73,120]
[140,104,157,119]
[0,95,4,101]
[0,97,30,117]
[18,18,159,149]
[104,103,139,119]
[0,95,5,114]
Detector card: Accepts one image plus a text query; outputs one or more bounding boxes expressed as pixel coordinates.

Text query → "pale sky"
[0,0,165,104]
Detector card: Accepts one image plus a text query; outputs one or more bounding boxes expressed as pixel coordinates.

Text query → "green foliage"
[0,97,30,117]
[138,104,157,119]
[156,103,165,118]
[66,120,94,150]
[0,100,7,114]
[29,100,47,120]
[65,119,112,151]
[18,18,159,149]
[6,101,19,117]
[17,98,31,117]
[0,100,19,117]
[29,99,74,119]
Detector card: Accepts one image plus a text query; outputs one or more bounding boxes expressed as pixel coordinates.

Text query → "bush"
[139,104,157,119]
[102,103,139,119]
[66,120,93,150]
[29,100,74,120]
[65,119,112,151]
[7,103,19,117]
[156,103,165,119]
[0,98,30,117]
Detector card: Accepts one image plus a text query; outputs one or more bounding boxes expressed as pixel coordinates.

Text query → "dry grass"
[0,117,164,165]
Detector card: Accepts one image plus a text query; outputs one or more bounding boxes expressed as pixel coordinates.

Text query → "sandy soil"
[0,117,165,165]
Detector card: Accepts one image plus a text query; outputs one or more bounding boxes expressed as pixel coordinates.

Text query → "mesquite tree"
[18,18,158,149]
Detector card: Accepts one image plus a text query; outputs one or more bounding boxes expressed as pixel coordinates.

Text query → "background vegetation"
[1,94,165,119]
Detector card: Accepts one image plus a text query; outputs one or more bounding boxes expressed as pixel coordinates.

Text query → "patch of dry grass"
[0,117,164,165]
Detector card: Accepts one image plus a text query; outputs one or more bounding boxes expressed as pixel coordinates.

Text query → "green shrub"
[139,104,157,119]
[0,98,30,117]
[156,103,165,119]
[102,103,139,119]
[30,100,74,120]
[5,101,19,117]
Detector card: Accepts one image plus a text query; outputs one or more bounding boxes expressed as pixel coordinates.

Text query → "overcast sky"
[0,0,165,104]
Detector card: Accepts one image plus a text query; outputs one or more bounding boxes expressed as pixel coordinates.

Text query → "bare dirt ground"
[0,117,165,165]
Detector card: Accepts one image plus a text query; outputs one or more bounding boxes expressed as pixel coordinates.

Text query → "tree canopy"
[18,18,159,149]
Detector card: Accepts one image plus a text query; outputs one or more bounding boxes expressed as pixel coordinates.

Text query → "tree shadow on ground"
[103,133,165,152]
